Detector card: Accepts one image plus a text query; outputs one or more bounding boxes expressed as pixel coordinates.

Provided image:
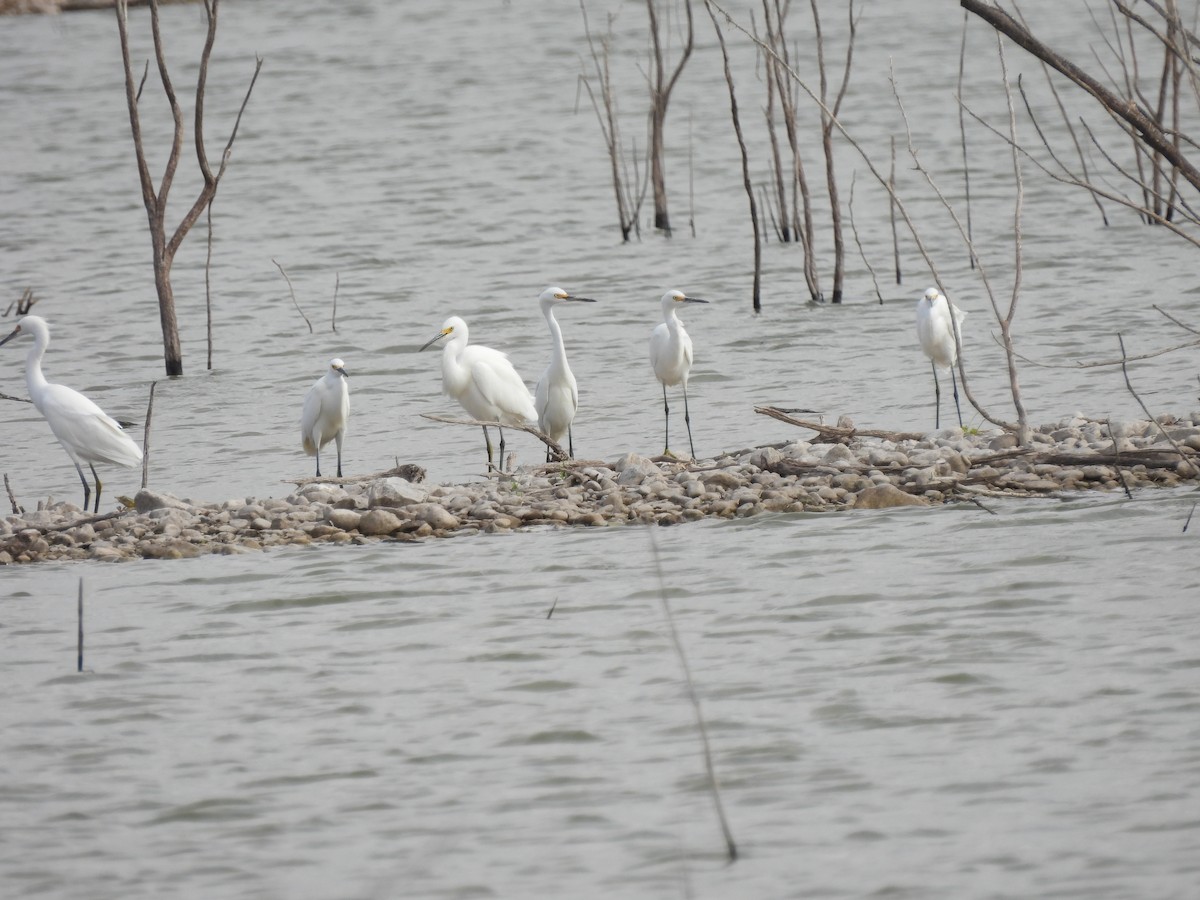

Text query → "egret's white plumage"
[649,289,708,459]
[534,286,596,460]
[0,315,142,513]
[916,287,967,429]
[420,315,536,471]
[301,357,350,477]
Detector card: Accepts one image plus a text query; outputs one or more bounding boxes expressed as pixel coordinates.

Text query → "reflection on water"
[2,1,1199,897]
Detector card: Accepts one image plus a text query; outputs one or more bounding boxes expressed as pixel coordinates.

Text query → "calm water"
[2,1,1199,897]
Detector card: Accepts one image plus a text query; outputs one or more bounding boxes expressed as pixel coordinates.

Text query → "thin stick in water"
[1183,502,1197,533]
[274,259,313,333]
[77,578,84,674]
[4,472,23,515]
[141,380,158,490]
[331,272,340,333]
[646,526,738,863]
[546,598,558,620]
[1105,418,1134,500]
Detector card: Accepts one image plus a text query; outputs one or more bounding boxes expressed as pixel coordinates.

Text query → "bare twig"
[755,406,925,442]
[273,259,313,333]
[331,273,341,333]
[958,10,977,268]
[4,473,23,515]
[77,578,84,674]
[1117,333,1195,473]
[706,0,761,310]
[1184,501,1197,532]
[1106,418,1134,499]
[1,392,33,404]
[141,380,157,490]
[419,413,567,462]
[847,171,883,303]
[646,527,738,863]
[1154,303,1200,334]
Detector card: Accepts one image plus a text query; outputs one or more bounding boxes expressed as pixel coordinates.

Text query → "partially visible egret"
[916,286,967,429]
[649,289,708,459]
[301,357,350,478]
[0,315,142,513]
[420,315,537,472]
[534,285,597,461]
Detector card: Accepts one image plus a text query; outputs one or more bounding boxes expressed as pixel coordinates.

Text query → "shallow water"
[2,1,1200,897]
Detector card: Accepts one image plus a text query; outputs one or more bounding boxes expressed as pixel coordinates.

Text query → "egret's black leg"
[950,367,963,428]
[930,361,942,430]
[498,427,507,473]
[483,426,494,471]
[683,382,696,460]
[89,463,102,514]
[315,447,322,478]
[662,383,671,455]
[74,462,91,512]
[567,426,574,461]
[335,435,343,478]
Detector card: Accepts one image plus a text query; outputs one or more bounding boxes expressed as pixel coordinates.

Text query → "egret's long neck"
[664,304,684,335]
[24,336,49,403]
[440,336,471,396]
[543,304,568,368]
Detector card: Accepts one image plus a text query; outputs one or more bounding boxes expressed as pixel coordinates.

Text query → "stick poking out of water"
[646,526,738,864]
[141,380,157,490]
[77,578,84,674]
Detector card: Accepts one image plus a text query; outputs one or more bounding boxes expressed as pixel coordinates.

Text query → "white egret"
[301,357,350,478]
[916,286,967,429]
[534,285,596,461]
[420,315,537,472]
[649,289,708,459]
[0,315,142,513]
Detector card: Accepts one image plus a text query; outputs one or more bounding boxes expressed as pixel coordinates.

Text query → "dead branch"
[331,273,340,333]
[961,0,1200,194]
[3,288,38,318]
[115,0,261,375]
[1154,303,1200,334]
[754,406,926,442]
[273,259,313,333]
[4,473,23,515]
[1,392,33,404]
[706,0,761,310]
[847,171,883,303]
[420,413,568,462]
[141,380,156,490]
[646,0,695,235]
[1117,333,1196,473]
[284,463,427,488]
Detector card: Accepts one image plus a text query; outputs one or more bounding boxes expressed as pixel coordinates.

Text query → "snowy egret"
[649,289,708,459]
[916,287,967,429]
[534,286,596,461]
[420,315,537,472]
[301,357,350,478]
[0,315,142,513]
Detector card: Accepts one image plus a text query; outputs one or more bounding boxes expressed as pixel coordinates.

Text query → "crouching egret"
[301,358,350,477]
[420,315,536,472]
[0,315,142,513]
[916,287,967,429]
[534,286,596,461]
[650,289,708,459]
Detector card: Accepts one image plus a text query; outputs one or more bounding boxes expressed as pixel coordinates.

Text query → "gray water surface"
[3,1,1200,897]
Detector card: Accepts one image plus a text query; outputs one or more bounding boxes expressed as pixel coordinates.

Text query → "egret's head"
[661,289,708,307]
[330,358,349,378]
[923,287,942,304]
[0,315,49,349]
[539,286,597,306]
[419,316,465,352]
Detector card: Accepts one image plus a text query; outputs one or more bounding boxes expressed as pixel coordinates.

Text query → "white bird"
[420,315,537,472]
[0,315,142,513]
[301,357,350,478]
[649,289,708,459]
[916,286,967,429]
[534,286,596,461]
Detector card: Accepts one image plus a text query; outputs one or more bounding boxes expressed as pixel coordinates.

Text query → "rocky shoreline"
[3,413,1198,565]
